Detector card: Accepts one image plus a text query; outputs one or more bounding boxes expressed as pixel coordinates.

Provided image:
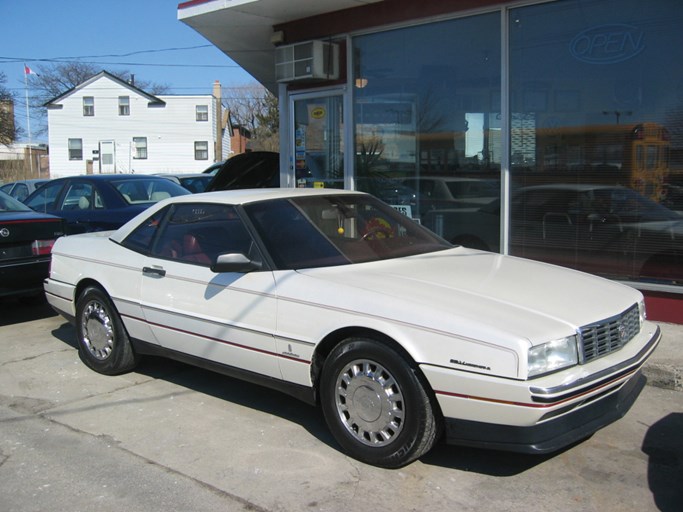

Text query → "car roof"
[49,174,174,182]
[109,188,366,243]
[175,187,362,205]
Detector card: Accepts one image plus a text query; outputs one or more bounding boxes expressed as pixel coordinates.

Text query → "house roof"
[177,0,383,92]
[44,70,166,107]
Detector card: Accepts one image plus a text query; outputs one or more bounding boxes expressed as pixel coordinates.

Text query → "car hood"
[292,247,642,347]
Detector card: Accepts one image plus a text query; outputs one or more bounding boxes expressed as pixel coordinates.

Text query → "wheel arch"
[309,326,442,418]
[74,278,107,302]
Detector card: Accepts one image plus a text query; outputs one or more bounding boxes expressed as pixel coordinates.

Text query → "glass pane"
[293,95,344,189]
[353,12,501,248]
[510,0,683,286]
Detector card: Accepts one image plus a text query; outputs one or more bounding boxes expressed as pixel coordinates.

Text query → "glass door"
[291,92,345,188]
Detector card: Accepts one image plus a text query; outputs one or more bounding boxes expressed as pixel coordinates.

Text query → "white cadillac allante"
[45,188,660,468]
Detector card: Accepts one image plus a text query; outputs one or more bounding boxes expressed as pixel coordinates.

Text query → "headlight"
[528,335,578,378]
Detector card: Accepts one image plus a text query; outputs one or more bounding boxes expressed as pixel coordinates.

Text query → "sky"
[1,0,255,144]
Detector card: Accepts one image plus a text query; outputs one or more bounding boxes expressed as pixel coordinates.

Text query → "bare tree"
[26,62,169,137]
[224,83,279,151]
[0,72,17,146]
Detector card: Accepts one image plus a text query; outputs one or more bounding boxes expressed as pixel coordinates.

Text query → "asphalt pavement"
[0,299,681,512]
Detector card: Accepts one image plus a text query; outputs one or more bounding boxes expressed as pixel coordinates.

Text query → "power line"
[0,58,240,69]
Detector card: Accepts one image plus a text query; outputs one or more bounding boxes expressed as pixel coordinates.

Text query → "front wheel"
[75,286,138,375]
[320,338,440,468]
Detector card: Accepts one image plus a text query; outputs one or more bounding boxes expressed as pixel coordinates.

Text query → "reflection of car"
[24,174,190,234]
[0,179,50,202]
[425,184,683,284]
[45,188,660,468]
[401,176,500,210]
[159,174,213,193]
[206,152,417,210]
[0,190,65,299]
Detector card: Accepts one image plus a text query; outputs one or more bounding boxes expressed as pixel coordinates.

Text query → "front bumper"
[443,370,646,453]
[421,323,660,454]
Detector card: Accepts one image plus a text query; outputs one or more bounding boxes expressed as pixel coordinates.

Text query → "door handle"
[142,266,166,277]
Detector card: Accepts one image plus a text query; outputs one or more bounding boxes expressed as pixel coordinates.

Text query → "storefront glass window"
[353,13,501,241]
[509,0,683,286]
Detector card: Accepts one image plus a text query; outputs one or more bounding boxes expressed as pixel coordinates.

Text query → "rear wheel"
[320,338,440,468]
[75,286,138,375]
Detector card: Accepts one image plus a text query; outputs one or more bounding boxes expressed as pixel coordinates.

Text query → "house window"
[83,97,94,116]
[196,105,209,121]
[133,137,147,159]
[194,141,209,160]
[119,96,130,116]
[68,138,83,160]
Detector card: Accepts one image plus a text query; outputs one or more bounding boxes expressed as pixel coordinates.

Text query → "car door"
[137,202,281,379]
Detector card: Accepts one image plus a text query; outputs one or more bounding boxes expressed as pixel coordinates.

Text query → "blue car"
[24,174,190,234]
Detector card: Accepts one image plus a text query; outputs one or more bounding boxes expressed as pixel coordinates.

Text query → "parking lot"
[1,299,681,512]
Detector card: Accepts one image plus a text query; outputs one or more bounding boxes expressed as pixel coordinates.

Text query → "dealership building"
[179,0,683,323]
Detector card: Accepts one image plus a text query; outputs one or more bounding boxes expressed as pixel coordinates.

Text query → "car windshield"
[113,178,189,204]
[244,194,451,270]
[0,190,32,212]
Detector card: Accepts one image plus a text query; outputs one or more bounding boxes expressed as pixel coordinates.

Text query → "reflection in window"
[510,0,683,286]
[353,12,501,244]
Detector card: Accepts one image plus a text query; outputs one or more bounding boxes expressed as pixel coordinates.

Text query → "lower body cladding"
[422,325,660,453]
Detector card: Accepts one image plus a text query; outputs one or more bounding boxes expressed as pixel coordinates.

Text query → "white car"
[44,189,661,468]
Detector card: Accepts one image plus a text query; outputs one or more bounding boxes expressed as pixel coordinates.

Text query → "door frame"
[280,85,351,189]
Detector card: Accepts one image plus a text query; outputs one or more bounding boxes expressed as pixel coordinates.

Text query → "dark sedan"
[24,174,190,234]
[0,190,65,299]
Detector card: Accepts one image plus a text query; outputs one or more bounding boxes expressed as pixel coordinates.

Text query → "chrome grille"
[579,304,640,363]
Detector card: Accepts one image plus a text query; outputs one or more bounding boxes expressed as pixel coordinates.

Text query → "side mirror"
[210,253,263,273]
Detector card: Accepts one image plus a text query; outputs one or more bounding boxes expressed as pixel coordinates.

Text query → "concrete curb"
[643,322,682,391]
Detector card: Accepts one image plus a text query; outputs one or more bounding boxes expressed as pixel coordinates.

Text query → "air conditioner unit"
[275,41,339,83]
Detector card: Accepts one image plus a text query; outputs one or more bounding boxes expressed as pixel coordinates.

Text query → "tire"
[320,338,440,468]
[75,286,138,375]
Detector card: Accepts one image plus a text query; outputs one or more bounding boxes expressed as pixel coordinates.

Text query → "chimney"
[129,74,135,86]
[213,80,222,162]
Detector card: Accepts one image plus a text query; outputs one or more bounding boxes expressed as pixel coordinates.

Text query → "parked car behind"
[159,174,213,193]
[45,188,659,468]
[24,174,190,234]
[0,178,50,202]
[205,151,280,190]
[0,190,65,299]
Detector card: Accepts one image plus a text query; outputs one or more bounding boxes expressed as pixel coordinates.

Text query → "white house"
[45,71,228,177]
